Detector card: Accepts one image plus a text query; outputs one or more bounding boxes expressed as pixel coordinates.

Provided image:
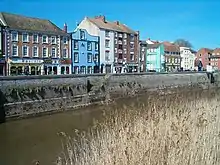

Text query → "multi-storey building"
[196,48,213,70]
[77,15,139,73]
[146,43,165,72]
[0,12,71,76]
[0,22,5,75]
[180,47,196,71]
[71,29,100,74]
[163,42,181,72]
[139,40,147,72]
[209,48,220,70]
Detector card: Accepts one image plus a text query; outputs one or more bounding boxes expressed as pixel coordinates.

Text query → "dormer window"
[42,35,48,43]
[22,33,29,42]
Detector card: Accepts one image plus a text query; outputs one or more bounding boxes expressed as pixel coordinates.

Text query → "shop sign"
[59,59,71,64]
[11,59,43,64]
[43,59,53,64]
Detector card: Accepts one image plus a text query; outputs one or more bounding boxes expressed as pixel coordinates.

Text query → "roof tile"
[0,12,66,34]
[88,16,137,34]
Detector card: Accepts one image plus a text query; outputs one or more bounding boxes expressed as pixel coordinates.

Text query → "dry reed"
[57,88,220,165]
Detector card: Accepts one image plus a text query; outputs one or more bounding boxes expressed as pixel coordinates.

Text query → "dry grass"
[57,88,220,165]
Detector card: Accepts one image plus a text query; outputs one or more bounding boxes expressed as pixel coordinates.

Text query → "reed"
[57,88,220,165]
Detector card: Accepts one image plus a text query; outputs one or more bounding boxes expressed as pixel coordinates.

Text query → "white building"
[180,47,196,70]
[77,15,139,73]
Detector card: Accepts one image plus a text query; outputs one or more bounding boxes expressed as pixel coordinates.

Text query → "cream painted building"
[77,16,139,73]
[180,47,196,70]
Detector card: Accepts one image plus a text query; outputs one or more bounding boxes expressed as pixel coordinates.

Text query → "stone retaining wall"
[0,72,217,122]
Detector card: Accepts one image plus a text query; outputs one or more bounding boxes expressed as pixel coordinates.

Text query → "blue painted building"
[71,29,100,74]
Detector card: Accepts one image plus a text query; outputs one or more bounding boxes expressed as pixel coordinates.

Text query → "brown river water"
[0,95,145,165]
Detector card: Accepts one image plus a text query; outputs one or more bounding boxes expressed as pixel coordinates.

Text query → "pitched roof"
[197,48,213,53]
[212,48,220,54]
[147,43,161,49]
[162,41,180,52]
[0,12,66,34]
[87,16,137,34]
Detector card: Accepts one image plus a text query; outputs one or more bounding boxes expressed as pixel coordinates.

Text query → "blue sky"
[0,0,220,50]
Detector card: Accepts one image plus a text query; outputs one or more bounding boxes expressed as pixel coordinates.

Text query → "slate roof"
[163,41,180,52]
[0,12,66,34]
[87,16,137,34]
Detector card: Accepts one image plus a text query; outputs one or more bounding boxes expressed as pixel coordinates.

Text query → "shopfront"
[59,59,71,75]
[127,63,138,73]
[43,59,60,75]
[9,58,43,76]
[0,59,6,76]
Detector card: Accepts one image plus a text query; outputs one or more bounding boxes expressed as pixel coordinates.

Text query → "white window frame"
[42,35,48,44]
[105,31,110,37]
[51,36,56,44]
[74,52,79,63]
[12,45,18,56]
[22,33,29,42]
[22,45,29,57]
[11,32,18,42]
[63,48,68,58]
[32,46,38,57]
[51,47,56,58]
[33,34,39,43]
[105,51,110,61]
[105,40,110,48]
[63,37,68,44]
[42,47,48,57]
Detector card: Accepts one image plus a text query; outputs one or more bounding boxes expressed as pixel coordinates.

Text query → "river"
[0,95,144,165]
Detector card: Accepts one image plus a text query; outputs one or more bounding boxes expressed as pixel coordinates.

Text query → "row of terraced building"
[0,12,214,76]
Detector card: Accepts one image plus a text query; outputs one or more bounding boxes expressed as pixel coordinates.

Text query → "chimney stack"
[63,23,67,33]
[114,21,120,25]
[95,15,106,23]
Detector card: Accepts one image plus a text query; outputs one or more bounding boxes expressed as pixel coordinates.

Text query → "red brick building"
[196,48,213,69]
[0,12,71,76]
[209,48,220,70]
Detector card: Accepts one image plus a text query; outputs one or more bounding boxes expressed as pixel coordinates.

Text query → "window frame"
[51,36,56,44]
[12,45,18,56]
[80,31,85,39]
[87,41,92,50]
[22,45,29,57]
[105,40,110,48]
[22,33,29,43]
[11,31,18,42]
[63,48,68,58]
[42,35,48,44]
[87,53,92,63]
[73,40,79,50]
[51,47,56,58]
[74,52,79,63]
[33,34,39,43]
[33,46,38,57]
[63,37,68,44]
[42,47,48,57]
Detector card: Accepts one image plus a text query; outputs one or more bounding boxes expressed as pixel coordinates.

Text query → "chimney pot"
[63,23,67,33]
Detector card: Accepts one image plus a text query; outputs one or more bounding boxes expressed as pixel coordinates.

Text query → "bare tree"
[174,39,192,48]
